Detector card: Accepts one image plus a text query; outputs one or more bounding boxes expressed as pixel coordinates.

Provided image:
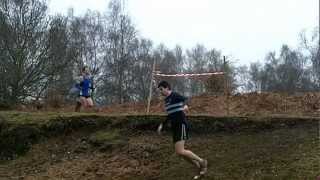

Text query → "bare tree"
[44,15,75,107]
[102,0,137,104]
[299,27,320,89]
[0,0,50,106]
[206,48,223,72]
[186,44,208,95]
[248,62,262,92]
[259,45,311,93]
[130,38,154,102]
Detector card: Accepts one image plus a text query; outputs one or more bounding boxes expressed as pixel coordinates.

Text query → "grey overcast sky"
[48,0,318,65]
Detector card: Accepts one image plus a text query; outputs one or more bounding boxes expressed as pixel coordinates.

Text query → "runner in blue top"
[75,66,94,112]
[80,75,93,97]
[157,81,208,179]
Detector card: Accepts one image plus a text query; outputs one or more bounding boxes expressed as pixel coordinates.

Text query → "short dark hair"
[82,66,89,72]
[158,81,171,90]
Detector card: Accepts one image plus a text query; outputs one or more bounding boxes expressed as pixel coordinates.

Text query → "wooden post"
[147,58,156,114]
[223,56,230,116]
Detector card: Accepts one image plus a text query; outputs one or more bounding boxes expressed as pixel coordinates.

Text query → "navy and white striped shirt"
[164,92,188,124]
[165,92,187,114]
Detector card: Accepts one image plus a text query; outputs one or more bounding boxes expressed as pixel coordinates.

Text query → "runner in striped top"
[157,81,208,179]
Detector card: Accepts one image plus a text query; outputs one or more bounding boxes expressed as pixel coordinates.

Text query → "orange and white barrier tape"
[153,72,224,77]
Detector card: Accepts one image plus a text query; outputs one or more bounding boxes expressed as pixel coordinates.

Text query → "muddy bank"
[0,113,319,160]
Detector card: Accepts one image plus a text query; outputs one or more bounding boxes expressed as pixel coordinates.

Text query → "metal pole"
[223,56,230,116]
[147,58,156,114]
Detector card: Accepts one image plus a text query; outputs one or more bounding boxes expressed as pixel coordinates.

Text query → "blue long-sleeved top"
[79,75,93,97]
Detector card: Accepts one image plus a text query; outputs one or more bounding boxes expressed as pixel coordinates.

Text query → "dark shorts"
[172,122,189,143]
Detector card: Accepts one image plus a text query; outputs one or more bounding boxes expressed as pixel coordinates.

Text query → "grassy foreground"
[0,111,319,179]
[156,124,319,180]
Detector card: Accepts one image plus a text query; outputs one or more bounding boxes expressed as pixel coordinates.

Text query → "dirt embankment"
[100,92,320,116]
[0,113,319,180]
[0,114,318,160]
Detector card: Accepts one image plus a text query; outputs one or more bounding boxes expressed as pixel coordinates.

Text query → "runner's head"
[158,81,171,96]
[82,66,90,75]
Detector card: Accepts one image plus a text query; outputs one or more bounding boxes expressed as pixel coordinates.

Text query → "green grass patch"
[156,124,319,180]
[0,111,100,125]
[89,129,128,151]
